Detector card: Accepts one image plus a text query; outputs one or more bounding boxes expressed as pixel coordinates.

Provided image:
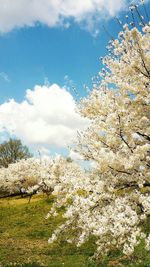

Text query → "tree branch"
[136,131,150,142]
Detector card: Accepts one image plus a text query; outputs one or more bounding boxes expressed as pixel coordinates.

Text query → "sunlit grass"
[0,195,149,267]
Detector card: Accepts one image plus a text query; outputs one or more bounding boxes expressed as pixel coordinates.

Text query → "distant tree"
[66,157,73,163]
[0,138,32,168]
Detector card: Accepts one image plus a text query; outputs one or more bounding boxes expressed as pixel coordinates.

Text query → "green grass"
[0,195,149,267]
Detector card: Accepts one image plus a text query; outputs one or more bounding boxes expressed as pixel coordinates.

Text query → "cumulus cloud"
[0,0,130,34]
[0,84,89,148]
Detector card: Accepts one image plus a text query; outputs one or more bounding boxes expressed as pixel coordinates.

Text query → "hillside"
[0,195,149,267]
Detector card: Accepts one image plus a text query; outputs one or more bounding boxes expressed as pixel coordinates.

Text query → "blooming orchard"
[48,18,150,258]
[0,4,149,261]
[0,156,82,199]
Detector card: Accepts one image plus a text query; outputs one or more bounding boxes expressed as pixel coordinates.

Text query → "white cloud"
[37,146,52,159]
[69,150,84,161]
[0,84,89,149]
[0,72,10,82]
[0,0,130,34]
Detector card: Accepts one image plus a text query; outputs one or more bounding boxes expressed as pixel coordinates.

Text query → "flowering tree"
[48,16,150,259]
[0,158,44,197]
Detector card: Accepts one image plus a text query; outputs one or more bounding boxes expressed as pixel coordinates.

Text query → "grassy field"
[0,195,150,267]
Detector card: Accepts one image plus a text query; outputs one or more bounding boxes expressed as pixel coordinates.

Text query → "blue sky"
[0,0,135,103]
[0,19,118,103]
[0,0,149,158]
